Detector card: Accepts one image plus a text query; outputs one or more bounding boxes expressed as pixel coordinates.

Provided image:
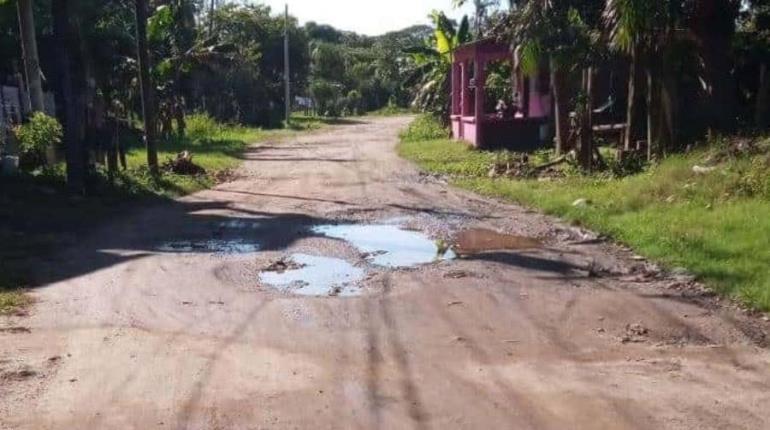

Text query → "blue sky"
[256,0,475,35]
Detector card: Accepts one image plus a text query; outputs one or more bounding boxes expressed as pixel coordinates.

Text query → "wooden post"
[451,63,459,116]
[461,61,470,116]
[474,60,485,147]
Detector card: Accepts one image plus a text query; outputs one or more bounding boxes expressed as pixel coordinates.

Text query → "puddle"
[259,254,365,296]
[216,220,261,229]
[157,239,260,254]
[312,224,455,267]
[452,228,541,255]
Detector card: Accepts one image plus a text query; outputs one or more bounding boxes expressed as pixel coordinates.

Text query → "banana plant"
[403,11,470,120]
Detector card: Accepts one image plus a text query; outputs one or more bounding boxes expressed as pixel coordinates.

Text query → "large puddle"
[157,239,260,254]
[259,254,365,296]
[312,224,456,267]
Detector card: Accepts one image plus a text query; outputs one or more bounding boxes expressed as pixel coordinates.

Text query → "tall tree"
[16,0,44,113]
[135,0,159,172]
[690,0,741,133]
[604,0,678,157]
[502,0,600,159]
[52,0,84,193]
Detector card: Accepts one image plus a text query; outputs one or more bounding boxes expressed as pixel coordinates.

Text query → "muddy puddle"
[259,254,365,296]
[157,239,260,254]
[312,224,456,267]
[451,228,542,255]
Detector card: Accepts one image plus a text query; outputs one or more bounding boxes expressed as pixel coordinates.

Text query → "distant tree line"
[0,0,432,191]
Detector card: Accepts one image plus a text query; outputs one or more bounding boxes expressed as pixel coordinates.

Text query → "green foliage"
[14,112,63,168]
[185,113,222,140]
[0,289,30,315]
[310,80,342,117]
[404,11,471,118]
[399,125,770,311]
[398,114,450,142]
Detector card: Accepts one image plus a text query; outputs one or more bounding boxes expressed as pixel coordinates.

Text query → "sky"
[255,0,475,36]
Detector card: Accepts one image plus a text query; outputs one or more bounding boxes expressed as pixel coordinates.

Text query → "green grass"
[0,289,31,315]
[121,114,327,195]
[399,117,770,311]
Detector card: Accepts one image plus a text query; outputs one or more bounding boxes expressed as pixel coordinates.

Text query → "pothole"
[157,239,260,254]
[452,228,542,255]
[311,224,455,267]
[259,254,365,296]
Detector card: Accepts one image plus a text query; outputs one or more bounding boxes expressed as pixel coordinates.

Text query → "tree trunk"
[209,0,215,35]
[646,64,655,162]
[624,44,637,151]
[578,67,593,171]
[135,0,159,172]
[756,63,769,130]
[691,0,738,133]
[550,56,568,155]
[53,0,84,193]
[16,0,44,113]
[658,68,676,155]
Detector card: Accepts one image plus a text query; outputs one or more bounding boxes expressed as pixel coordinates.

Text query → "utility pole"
[284,3,291,126]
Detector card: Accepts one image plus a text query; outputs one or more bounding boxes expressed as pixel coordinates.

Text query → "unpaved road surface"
[2,116,769,429]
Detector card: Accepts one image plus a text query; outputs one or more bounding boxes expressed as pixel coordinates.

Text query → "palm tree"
[604,0,675,157]
[135,0,159,172]
[404,11,470,119]
[16,0,44,113]
[454,0,499,38]
[503,1,598,159]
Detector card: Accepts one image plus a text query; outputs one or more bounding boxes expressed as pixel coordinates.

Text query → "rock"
[444,270,469,279]
[692,165,716,174]
[622,323,649,343]
[0,156,19,176]
[572,198,591,208]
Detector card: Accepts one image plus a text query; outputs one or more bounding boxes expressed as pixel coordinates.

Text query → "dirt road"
[2,116,769,429]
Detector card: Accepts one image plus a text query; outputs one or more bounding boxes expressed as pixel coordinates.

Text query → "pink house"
[450,39,552,150]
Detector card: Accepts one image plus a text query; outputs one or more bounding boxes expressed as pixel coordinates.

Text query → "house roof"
[453,38,512,64]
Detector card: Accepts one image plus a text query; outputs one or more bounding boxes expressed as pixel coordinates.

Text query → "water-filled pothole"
[259,254,365,296]
[312,224,455,267]
[157,239,260,254]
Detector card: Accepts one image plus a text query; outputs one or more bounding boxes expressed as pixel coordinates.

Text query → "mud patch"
[452,228,541,256]
[157,239,260,254]
[259,254,365,296]
[0,326,31,334]
[0,368,37,382]
[312,224,455,267]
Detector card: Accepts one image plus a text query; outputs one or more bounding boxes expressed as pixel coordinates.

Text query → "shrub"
[14,112,62,168]
[734,155,770,199]
[399,114,448,142]
[186,113,221,140]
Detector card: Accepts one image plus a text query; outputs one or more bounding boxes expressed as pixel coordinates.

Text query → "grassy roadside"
[398,116,770,311]
[121,114,327,195]
[0,115,326,312]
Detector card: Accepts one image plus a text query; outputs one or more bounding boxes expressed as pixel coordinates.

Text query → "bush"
[734,155,770,199]
[186,113,221,140]
[14,112,62,168]
[399,114,448,142]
